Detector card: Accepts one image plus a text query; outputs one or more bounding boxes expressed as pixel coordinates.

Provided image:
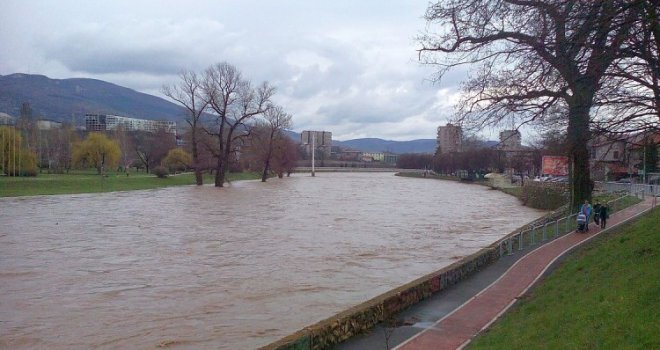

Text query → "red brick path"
[394,198,656,350]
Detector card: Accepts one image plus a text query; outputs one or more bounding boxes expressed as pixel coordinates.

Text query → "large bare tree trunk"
[191,132,203,185]
[261,130,275,182]
[214,159,226,187]
[261,153,272,182]
[567,89,595,211]
[215,146,229,187]
[214,132,227,187]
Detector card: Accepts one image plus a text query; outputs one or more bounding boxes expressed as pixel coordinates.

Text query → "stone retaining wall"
[259,242,504,350]
[259,198,560,350]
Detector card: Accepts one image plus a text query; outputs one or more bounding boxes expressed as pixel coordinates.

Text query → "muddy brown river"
[0,173,544,349]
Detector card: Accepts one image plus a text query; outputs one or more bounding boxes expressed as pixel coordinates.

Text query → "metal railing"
[597,181,660,197]
[498,191,648,256]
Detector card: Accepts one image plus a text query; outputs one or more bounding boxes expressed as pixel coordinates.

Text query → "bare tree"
[257,105,292,182]
[270,136,299,177]
[131,129,176,174]
[419,0,643,209]
[203,62,275,187]
[112,124,133,172]
[162,71,209,185]
[52,122,78,173]
[593,1,660,136]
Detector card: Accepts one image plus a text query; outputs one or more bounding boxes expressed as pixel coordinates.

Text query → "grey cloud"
[42,18,229,75]
[1,0,468,140]
[48,44,189,74]
[317,89,435,124]
[284,61,366,99]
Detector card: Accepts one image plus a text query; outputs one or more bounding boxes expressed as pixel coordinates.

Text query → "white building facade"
[85,114,176,134]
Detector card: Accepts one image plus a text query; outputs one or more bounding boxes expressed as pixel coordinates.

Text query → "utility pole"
[311,131,315,177]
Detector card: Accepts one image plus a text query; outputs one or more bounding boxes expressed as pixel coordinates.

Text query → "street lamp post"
[311,131,315,177]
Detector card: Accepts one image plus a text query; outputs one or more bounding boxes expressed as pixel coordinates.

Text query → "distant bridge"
[293,167,424,173]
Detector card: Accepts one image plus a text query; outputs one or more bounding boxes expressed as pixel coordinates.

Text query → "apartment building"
[85,114,176,134]
[436,123,462,154]
[301,130,332,158]
[499,130,522,151]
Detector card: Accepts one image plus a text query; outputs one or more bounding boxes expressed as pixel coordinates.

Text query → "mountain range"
[326,137,437,153]
[0,73,184,122]
[0,73,437,153]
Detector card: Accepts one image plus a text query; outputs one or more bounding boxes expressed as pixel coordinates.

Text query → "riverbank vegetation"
[399,172,643,214]
[395,171,463,182]
[1,64,299,187]
[468,208,660,349]
[0,171,260,197]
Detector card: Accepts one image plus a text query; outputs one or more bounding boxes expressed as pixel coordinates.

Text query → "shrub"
[522,183,568,210]
[162,148,191,173]
[152,166,169,178]
[5,150,38,177]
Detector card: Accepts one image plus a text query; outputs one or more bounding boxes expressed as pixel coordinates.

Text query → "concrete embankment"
[260,189,649,349]
[259,215,554,350]
[259,248,500,350]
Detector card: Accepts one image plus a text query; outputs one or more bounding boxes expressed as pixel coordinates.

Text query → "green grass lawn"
[0,171,261,197]
[468,207,660,349]
[396,172,460,181]
[499,186,523,198]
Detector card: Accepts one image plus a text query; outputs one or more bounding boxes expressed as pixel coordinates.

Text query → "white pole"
[643,144,646,184]
[311,131,316,177]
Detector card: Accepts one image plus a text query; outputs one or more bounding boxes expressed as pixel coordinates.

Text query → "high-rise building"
[301,130,332,158]
[437,123,462,154]
[499,130,522,150]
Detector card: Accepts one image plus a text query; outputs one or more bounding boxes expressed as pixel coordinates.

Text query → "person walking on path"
[599,204,609,229]
[580,200,593,231]
[593,203,601,225]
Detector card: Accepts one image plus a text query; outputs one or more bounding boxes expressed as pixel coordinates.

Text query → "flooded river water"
[0,173,544,349]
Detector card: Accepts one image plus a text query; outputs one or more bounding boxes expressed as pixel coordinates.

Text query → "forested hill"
[283,131,437,154]
[0,73,185,122]
[334,138,437,154]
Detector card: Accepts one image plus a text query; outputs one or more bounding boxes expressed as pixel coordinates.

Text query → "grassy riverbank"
[397,172,643,211]
[395,172,484,183]
[0,171,261,197]
[469,207,660,349]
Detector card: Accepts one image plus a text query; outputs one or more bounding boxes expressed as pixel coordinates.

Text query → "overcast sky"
[0,0,481,141]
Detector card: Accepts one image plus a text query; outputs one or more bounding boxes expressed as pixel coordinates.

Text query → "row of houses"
[435,122,659,180]
[334,149,399,163]
[590,132,660,180]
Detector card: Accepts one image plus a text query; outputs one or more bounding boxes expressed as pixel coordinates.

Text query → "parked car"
[551,176,568,183]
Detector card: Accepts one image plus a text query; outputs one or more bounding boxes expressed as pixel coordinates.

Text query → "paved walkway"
[393,197,656,350]
[340,197,656,350]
